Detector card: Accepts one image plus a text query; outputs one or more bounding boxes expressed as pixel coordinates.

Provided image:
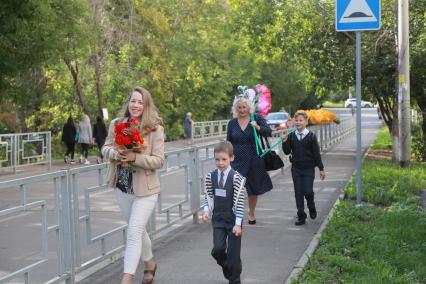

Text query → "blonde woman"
[77,114,93,165]
[102,86,164,284]
[226,97,273,225]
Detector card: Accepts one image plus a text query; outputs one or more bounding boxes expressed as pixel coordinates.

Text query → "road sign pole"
[336,0,381,206]
[355,31,362,206]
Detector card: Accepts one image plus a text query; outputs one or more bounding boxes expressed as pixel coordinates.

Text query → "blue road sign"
[336,0,381,31]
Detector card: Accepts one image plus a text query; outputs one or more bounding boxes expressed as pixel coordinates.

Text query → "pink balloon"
[255,84,272,117]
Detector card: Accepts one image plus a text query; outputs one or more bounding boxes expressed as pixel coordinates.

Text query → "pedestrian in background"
[102,86,164,284]
[282,110,325,226]
[77,114,93,165]
[202,141,246,284]
[226,97,273,225]
[93,116,108,163]
[183,112,193,144]
[61,116,77,164]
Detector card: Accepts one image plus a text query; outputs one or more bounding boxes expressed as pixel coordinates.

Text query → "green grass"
[371,127,392,150]
[323,100,344,108]
[345,159,426,206]
[297,202,426,283]
[296,132,426,283]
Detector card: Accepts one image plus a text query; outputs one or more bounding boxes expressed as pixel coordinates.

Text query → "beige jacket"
[102,118,165,197]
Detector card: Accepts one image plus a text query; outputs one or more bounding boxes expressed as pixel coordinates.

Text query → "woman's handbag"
[260,136,284,171]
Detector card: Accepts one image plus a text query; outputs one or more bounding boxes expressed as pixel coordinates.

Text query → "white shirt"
[297,128,309,141]
[217,166,232,187]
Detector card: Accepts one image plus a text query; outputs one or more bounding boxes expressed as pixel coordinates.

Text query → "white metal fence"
[0,119,354,283]
[0,132,51,173]
[192,120,229,142]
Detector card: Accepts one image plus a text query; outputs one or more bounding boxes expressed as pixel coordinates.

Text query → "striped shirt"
[203,169,246,226]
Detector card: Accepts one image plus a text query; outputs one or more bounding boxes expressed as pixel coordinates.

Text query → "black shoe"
[248,219,256,225]
[222,264,230,280]
[309,207,317,219]
[295,217,306,226]
[229,278,241,284]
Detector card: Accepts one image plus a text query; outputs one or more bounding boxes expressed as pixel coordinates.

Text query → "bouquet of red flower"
[114,117,144,168]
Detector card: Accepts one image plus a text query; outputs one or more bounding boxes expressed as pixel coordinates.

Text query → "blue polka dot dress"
[227,114,273,196]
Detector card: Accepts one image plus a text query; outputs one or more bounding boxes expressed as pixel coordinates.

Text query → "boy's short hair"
[294,110,309,120]
[214,141,234,157]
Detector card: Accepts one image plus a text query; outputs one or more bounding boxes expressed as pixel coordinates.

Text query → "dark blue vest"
[211,169,235,229]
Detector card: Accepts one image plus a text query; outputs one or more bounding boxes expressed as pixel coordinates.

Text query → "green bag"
[75,132,80,143]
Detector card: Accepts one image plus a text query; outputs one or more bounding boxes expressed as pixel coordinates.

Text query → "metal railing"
[192,120,229,142]
[0,132,52,173]
[0,119,354,283]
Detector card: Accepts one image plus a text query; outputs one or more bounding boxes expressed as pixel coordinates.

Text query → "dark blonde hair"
[124,86,164,134]
[294,110,309,120]
[214,141,234,157]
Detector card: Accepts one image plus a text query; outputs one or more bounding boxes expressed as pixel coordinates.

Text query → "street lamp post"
[398,0,411,168]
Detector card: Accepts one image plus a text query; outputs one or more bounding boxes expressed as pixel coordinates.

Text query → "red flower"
[115,134,125,145]
[122,136,132,145]
[114,119,143,149]
[115,122,130,135]
[132,133,141,143]
[130,117,139,126]
[130,128,140,142]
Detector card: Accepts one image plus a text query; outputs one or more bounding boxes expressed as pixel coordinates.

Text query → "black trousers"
[80,143,90,158]
[291,166,315,218]
[211,226,242,282]
[96,140,105,159]
[65,142,75,159]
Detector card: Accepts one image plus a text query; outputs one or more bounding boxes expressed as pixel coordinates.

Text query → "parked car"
[266,112,290,130]
[344,98,373,108]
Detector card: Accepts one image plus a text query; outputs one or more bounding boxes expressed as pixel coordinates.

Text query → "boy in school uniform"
[202,141,246,284]
[282,110,326,226]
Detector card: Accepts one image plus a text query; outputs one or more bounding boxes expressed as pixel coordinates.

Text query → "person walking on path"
[226,97,273,225]
[183,112,193,144]
[61,116,77,164]
[282,110,325,226]
[77,114,93,165]
[93,116,108,163]
[102,86,164,284]
[202,141,246,284]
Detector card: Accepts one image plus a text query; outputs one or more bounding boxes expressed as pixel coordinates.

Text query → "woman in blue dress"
[227,97,273,224]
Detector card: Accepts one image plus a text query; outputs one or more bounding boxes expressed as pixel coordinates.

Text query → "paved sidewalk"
[79,118,382,283]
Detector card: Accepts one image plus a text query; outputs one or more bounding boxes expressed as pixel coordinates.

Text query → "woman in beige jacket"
[102,86,164,284]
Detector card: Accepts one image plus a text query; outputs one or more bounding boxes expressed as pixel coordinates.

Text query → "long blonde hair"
[124,86,163,134]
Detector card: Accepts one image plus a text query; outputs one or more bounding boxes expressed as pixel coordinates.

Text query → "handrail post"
[47,132,52,170]
[61,172,75,283]
[191,147,201,224]
[13,135,17,173]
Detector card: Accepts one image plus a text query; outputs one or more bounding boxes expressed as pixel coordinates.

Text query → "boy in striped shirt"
[202,141,246,284]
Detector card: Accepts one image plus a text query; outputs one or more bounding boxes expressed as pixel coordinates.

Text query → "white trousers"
[115,190,158,275]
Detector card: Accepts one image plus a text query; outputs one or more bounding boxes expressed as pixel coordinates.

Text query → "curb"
[284,140,371,284]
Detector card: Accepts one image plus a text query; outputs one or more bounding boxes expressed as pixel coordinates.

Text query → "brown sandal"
[142,263,157,284]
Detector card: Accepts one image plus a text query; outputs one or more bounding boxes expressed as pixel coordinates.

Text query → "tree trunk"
[94,53,104,118]
[64,58,91,116]
[391,117,399,161]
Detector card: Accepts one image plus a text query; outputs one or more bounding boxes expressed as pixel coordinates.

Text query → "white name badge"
[215,188,227,197]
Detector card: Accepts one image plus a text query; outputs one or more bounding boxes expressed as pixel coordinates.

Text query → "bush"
[412,123,426,162]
